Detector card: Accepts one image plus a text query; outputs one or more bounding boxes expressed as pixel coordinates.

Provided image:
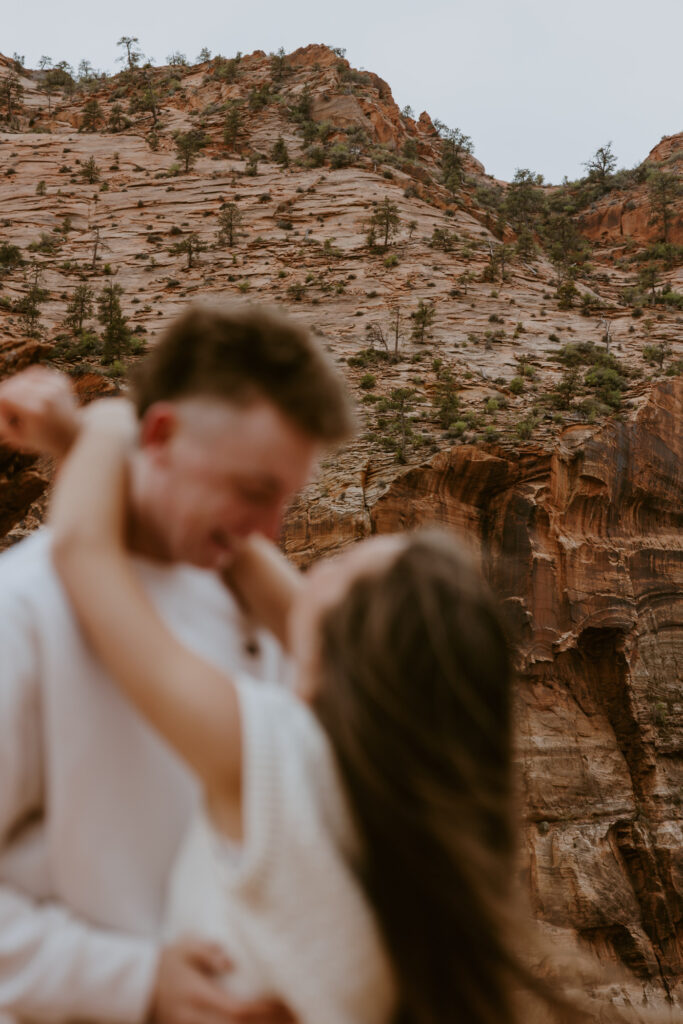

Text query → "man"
[0,304,353,1024]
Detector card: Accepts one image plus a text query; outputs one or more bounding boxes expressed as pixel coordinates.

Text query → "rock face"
[285,377,683,1002]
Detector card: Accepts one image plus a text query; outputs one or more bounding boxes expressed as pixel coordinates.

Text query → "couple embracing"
[0,304,545,1024]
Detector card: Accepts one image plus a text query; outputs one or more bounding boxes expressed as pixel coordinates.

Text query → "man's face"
[137,397,319,568]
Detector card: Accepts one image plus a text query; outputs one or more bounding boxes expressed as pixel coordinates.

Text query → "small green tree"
[1,68,24,123]
[648,168,681,243]
[642,341,672,370]
[289,86,312,124]
[64,284,95,335]
[638,263,659,304]
[98,283,130,363]
[248,83,271,111]
[270,47,288,81]
[174,129,207,172]
[402,138,418,160]
[16,264,49,337]
[483,242,513,283]
[504,169,545,257]
[117,36,142,71]
[388,303,404,356]
[458,271,473,295]
[80,156,101,183]
[329,143,351,169]
[107,103,125,132]
[271,136,289,167]
[215,54,241,83]
[170,232,205,268]
[40,62,56,115]
[77,59,96,82]
[196,47,212,63]
[583,142,617,188]
[545,212,588,280]
[80,98,102,132]
[368,197,401,249]
[0,242,23,275]
[131,74,161,126]
[556,279,578,310]
[552,366,581,409]
[436,124,473,193]
[378,387,418,463]
[411,299,436,342]
[216,204,242,246]
[223,102,243,149]
[433,366,460,427]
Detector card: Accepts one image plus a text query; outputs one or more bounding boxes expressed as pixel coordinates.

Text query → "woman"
[4,388,658,1024]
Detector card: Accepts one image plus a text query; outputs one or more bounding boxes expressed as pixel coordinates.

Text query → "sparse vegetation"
[15,263,49,336]
[80,156,101,184]
[64,284,95,335]
[98,283,131,363]
[170,232,205,268]
[411,299,436,343]
[271,136,289,167]
[367,198,401,250]
[175,130,207,172]
[217,204,242,247]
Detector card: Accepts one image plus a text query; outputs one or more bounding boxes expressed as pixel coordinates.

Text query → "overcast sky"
[6,0,682,184]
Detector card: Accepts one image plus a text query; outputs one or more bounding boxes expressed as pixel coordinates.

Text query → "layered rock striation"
[285,377,683,1002]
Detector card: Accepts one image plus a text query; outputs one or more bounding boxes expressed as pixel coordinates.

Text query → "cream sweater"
[164,681,397,1024]
[0,531,285,1023]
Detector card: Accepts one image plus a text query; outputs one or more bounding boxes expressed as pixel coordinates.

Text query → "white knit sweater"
[165,680,397,1024]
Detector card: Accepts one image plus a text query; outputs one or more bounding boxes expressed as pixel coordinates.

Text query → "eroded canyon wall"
[285,377,683,1001]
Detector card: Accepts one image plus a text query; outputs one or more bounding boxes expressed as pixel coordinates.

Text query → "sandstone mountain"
[0,44,681,1011]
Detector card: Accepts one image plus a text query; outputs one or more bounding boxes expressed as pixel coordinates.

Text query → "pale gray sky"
[6,0,682,184]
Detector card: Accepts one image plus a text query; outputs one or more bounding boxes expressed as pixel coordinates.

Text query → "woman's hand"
[0,366,81,459]
[80,396,139,444]
[223,535,302,651]
[50,397,138,552]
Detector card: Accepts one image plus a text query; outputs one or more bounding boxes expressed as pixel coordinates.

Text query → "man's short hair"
[130,303,354,444]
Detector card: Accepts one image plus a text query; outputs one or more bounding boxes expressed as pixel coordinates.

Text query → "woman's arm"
[223,536,303,652]
[50,402,243,808]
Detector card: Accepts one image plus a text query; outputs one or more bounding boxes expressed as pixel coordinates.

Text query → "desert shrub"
[0,242,23,273]
[515,414,537,440]
[80,156,101,183]
[329,143,351,169]
[433,366,460,428]
[248,84,271,111]
[271,136,289,166]
[305,145,325,168]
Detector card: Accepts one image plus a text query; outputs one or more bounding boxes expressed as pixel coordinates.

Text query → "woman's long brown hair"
[313,531,650,1024]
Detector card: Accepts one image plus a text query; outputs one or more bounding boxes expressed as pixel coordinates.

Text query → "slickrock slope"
[0,46,681,1006]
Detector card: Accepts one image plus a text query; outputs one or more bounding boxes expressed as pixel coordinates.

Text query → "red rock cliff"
[285,377,683,1002]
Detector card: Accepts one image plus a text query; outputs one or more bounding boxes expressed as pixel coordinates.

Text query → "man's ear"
[139,403,178,452]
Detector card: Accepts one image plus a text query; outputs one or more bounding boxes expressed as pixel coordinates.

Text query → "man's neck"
[125,507,172,562]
